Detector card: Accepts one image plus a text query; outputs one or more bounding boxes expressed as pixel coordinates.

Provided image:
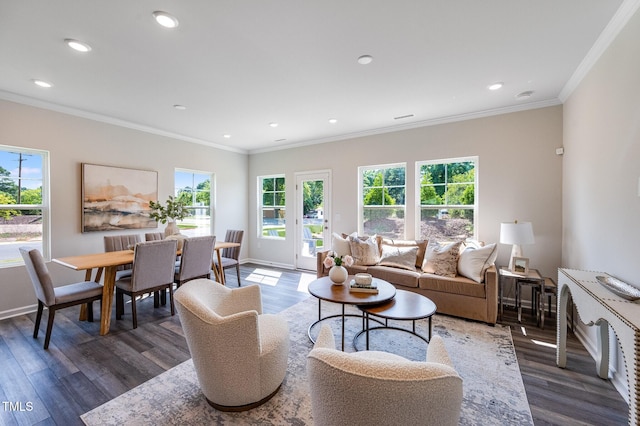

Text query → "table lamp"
[500,220,535,271]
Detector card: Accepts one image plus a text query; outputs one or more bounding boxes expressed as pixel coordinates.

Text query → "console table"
[557,268,639,425]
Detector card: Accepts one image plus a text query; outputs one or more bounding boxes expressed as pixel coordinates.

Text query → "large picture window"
[359,163,406,239]
[417,157,477,241]
[259,175,285,238]
[174,170,213,237]
[0,146,49,266]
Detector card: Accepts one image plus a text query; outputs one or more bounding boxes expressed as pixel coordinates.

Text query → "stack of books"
[349,279,378,294]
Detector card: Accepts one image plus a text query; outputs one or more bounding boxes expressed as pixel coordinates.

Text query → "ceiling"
[0,0,631,154]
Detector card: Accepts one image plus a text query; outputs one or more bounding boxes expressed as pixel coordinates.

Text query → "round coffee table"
[308,276,396,351]
[355,290,437,351]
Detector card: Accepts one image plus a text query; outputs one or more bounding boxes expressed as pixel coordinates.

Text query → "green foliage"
[303,181,323,215]
[0,193,19,219]
[0,166,18,199]
[149,196,190,224]
[363,173,396,206]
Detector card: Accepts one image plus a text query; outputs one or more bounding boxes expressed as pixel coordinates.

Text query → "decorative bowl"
[596,275,640,301]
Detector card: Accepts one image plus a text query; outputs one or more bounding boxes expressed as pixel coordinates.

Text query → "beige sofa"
[317,237,498,325]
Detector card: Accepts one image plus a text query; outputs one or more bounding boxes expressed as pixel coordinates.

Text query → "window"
[417,157,477,241]
[259,175,285,238]
[359,163,406,239]
[0,146,49,266]
[174,170,213,237]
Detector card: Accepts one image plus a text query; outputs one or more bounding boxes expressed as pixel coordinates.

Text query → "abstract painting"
[82,163,158,232]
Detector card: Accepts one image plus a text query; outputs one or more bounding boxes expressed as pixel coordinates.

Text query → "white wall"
[563,6,640,400]
[249,106,564,282]
[0,100,248,318]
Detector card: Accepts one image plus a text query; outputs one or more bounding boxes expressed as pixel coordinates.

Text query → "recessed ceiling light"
[328,118,337,124]
[173,104,186,110]
[223,134,231,139]
[65,39,92,53]
[32,79,53,88]
[269,122,278,128]
[515,91,534,100]
[488,82,504,91]
[153,11,179,28]
[357,55,373,65]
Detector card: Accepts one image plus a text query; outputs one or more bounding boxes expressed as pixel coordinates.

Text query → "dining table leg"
[215,249,226,285]
[79,268,103,321]
[100,266,117,335]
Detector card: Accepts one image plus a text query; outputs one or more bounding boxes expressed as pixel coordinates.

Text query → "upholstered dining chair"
[213,229,244,286]
[104,234,142,280]
[307,325,463,426]
[19,247,104,349]
[174,279,289,411]
[175,235,216,288]
[144,232,164,241]
[115,239,178,329]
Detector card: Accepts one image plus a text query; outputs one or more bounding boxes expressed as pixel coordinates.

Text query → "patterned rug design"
[82,296,533,425]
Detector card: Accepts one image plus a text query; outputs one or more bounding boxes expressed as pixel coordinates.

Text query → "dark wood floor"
[0,263,628,425]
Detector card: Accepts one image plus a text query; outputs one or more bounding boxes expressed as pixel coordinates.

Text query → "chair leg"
[236,264,241,287]
[131,294,138,329]
[33,300,44,339]
[87,301,94,322]
[168,286,175,316]
[116,289,123,319]
[44,308,55,350]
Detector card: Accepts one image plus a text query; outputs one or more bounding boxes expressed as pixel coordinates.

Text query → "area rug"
[81,297,533,425]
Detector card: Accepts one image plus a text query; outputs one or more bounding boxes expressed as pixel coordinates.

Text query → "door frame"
[295,170,331,271]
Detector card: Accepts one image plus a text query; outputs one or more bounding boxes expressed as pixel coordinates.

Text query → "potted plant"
[149,196,189,237]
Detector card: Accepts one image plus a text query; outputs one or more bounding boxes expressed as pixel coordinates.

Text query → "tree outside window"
[174,170,213,237]
[360,164,405,238]
[260,175,285,238]
[0,147,48,266]
[417,158,476,241]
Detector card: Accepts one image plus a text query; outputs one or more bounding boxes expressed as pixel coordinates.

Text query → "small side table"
[499,267,545,325]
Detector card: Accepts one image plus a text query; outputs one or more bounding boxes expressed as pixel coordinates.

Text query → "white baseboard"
[241,258,295,271]
[0,304,37,321]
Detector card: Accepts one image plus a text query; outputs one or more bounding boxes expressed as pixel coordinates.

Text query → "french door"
[295,171,331,271]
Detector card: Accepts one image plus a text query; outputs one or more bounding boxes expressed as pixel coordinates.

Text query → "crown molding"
[0,91,248,155]
[559,0,640,102]
[249,98,561,155]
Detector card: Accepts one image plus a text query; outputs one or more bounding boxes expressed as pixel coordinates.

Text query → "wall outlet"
[556,147,564,155]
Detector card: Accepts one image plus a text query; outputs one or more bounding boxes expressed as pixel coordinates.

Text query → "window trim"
[258,174,286,240]
[358,162,406,239]
[0,145,50,265]
[415,156,478,241]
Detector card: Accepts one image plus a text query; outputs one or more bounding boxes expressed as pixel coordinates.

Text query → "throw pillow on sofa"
[331,232,352,257]
[381,238,428,269]
[378,244,419,271]
[348,234,381,265]
[422,240,462,277]
[457,243,498,283]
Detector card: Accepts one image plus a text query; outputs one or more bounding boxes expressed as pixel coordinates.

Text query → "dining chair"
[19,247,104,349]
[104,234,142,280]
[145,232,164,241]
[175,235,216,288]
[213,229,244,286]
[115,239,178,329]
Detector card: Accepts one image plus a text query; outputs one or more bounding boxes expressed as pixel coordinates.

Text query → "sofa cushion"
[422,241,462,277]
[419,273,486,298]
[367,266,420,288]
[381,239,428,268]
[378,244,418,271]
[457,243,497,283]
[349,234,381,266]
[331,232,352,257]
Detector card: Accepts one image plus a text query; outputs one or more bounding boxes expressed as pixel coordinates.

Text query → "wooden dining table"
[53,241,241,335]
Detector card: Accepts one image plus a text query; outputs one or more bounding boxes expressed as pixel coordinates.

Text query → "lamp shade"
[500,221,535,245]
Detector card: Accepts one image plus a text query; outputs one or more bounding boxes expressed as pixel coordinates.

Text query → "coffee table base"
[353,314,431,351]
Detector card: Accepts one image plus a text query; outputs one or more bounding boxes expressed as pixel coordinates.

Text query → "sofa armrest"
[317,250,331,278]
[484,265,498,324]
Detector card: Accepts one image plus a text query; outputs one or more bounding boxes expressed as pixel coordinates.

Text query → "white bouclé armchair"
[307,324,463,426]
[174,279,289,411]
